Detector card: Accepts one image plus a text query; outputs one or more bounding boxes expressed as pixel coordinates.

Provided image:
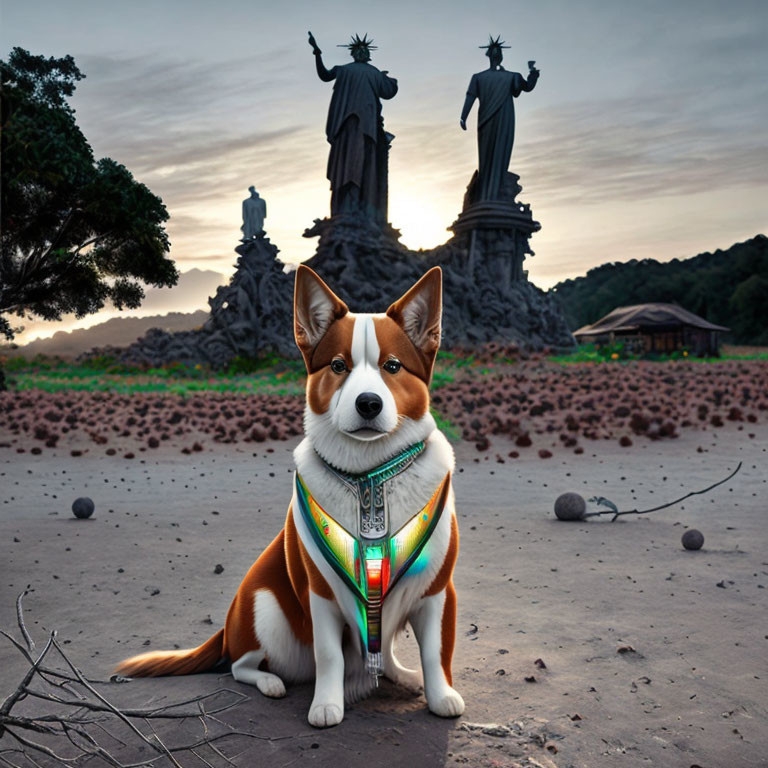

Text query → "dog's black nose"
[355,392,383,420]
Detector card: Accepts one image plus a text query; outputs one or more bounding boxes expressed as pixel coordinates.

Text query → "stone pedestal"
[92,234,298,367]
[302,213,424,312]
[448,171,540,286]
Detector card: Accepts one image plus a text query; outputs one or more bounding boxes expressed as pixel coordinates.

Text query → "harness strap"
[294,470,451,679]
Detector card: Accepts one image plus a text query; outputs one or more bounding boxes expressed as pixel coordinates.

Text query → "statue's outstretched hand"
[460,118,467,131]
[308,31,321,55]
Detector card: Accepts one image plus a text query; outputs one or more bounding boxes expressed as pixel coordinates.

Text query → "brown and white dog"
[116,265,463,727]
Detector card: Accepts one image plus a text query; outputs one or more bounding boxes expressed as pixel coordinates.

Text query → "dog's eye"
[330,358,348,374]
[383,359,401,374]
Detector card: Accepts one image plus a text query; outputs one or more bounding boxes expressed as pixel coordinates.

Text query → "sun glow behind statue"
[389,195,452,251]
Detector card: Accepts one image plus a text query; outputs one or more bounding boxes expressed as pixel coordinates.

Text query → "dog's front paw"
[427,687,465,718]
[256,672,286,699]
[308,702,344,728]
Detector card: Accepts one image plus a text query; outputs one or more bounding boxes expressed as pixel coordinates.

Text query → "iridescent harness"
[295,442,450,681]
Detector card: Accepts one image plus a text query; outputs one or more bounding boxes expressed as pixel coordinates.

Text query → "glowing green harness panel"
[295,468,450,678]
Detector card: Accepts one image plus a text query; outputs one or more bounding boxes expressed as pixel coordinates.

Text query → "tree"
[552,235,768,345]
[0,48,178,387]
[729,273,768,345]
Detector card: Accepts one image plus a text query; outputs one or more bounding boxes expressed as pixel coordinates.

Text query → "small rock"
[682,529,704,550]
[214,564,224,575]
[72,497,95,519]
[554,492,586,521]
[617,645,635,654]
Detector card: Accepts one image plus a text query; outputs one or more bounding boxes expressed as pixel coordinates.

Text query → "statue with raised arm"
[308,31,398,223]
[460,36,540,203]
[241,186,267,241]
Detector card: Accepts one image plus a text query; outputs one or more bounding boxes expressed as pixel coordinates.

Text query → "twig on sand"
[15,587,34,653]
[0,591,284,767]
[586,461,742,522]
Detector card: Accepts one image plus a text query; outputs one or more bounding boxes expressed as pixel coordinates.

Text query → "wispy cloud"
[515,90,768,205]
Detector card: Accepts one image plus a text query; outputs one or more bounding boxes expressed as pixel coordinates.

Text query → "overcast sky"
[3,0,767,340]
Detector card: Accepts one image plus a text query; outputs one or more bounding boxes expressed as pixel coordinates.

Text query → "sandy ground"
[1,425,767,767]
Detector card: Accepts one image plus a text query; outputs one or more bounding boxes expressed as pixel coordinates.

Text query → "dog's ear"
[294,265,348,366]
[386,267,442,377]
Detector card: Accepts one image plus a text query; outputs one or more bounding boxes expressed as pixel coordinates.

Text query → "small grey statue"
[308,30,398,222]
[241,186,267,240]
[460,36,540,202]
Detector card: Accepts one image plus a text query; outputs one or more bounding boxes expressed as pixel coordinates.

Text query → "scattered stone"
[534,658,547,669]
[682,529,705,550]
[213,564,224,575]
[72,497,95,520]
[617,645,636,654]
[460,722,512,738]
[554,492,586,521]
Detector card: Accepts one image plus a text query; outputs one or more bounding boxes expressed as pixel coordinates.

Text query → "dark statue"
[460,36,539,202]
[308,31,398,223]
[241,186,266,241]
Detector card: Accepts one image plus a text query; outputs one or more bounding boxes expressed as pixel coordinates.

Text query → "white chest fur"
[293,428,454,535]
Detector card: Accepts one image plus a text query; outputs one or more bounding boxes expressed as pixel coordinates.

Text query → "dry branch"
[586,462,742,521]
[0,592,284,767]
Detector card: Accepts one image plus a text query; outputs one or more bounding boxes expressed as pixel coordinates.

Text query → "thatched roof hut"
[574,303,729,356]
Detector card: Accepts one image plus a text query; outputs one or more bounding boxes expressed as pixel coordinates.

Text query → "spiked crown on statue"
[479,34,510,56]
[338,33,378,54]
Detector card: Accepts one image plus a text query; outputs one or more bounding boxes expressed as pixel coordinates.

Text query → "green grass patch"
[430,408,461,442]
[550,342,768,365]
[2,347,496,396]
[3,354,306,396]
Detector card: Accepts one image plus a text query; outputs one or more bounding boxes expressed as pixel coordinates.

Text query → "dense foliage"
[0,48,177,346]
[552,235,768,345]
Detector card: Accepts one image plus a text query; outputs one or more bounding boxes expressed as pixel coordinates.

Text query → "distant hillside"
[8,268,226,345]
[551,235,768,345]
[5,310,208,360]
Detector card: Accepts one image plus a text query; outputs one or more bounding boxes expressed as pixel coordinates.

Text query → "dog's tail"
[114,629,224,677]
